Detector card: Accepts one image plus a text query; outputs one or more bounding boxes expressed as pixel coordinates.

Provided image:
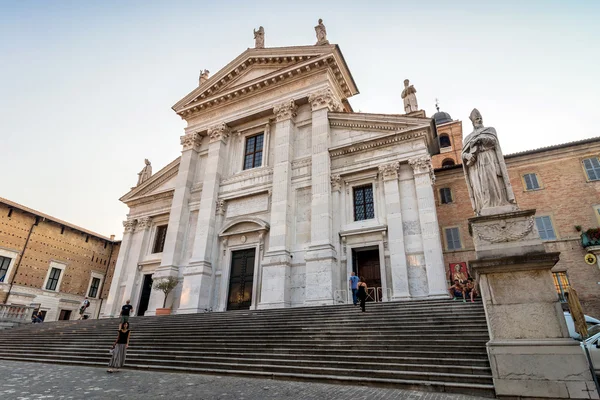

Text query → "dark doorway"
[58,309,72,320]
[137,274,153,316]
[352,247,382,302]
[227,248,256,311]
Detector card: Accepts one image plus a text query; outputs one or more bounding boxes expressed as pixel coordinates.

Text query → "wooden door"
[227,249,256,310]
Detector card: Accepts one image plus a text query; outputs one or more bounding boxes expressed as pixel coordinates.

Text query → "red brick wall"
[434,140,600,317]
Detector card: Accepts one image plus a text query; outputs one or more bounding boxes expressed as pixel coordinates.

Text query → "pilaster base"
[176,261,213,313]
[489,339,598,399]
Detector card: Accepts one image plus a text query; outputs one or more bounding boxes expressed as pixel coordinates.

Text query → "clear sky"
[1,0,598,239]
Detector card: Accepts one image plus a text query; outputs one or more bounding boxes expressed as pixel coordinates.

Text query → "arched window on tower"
[439,134,451,148]
[442,158,456,168]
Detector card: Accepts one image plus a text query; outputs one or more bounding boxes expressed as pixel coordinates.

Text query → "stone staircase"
[0,299,495,397]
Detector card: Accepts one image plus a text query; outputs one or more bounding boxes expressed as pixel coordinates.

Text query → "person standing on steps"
[107,322,131,373]
[349,271,359,306]
[120,300,133,324]
[356,277,368,312]
[78,297,90,320]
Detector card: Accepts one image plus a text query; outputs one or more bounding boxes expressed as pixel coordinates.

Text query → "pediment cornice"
[120,157,181,204]
[172,45,358,121]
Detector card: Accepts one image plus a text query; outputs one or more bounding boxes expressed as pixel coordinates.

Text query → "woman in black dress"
[107,322,131,372]
[356,276,368,312]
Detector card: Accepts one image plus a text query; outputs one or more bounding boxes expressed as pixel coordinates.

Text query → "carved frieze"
[378,161,400,181]
[308,88,344,112]
[330,174,341,192]
[208,123,231,144]
[180,132,202,152]
[123,219,137,233]
[408,155,435,184]
[473,217,536,244]
[273,99,298,122]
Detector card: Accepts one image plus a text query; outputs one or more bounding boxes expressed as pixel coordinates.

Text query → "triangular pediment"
[120,157,180,204]
[173,45,359,118]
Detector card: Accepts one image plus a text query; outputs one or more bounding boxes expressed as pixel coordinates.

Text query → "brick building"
[431,111,600,317]
[0,197,120,321]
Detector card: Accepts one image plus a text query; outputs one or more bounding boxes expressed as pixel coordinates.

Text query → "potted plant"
[581,228,600,248]
[153,276,179,316]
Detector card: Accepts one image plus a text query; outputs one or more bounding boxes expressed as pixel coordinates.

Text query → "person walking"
[107,322,131,373]
[120,300,133,324]
[78,297,90,320]
[349,272,359,306]
[356,277,368,312]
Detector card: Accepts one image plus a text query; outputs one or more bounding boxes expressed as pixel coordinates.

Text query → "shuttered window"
[445,227,461,250]
[535,216,556,241]
[583,157,600,181]
[523,173,540,190]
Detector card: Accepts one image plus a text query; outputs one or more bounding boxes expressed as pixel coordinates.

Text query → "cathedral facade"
[103,42,449,317]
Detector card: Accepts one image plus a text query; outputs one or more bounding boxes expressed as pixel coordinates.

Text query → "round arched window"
[442,159,456,168]
[439,135,451,148]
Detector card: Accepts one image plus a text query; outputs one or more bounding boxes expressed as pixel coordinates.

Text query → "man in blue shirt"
[349,272,359,306]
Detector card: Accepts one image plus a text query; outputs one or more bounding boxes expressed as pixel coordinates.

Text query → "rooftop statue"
[253,26,265,49]
[315,19,329,45]
[137,159,152,186]
[401,79,418,113]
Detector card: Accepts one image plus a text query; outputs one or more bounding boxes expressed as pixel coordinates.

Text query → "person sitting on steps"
[448,279,466,302]
[465,277,478,303]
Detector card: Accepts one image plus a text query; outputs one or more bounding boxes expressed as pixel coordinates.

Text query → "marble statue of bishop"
[461,108,517,216]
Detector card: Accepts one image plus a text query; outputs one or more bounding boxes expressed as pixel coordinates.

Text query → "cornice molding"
[220,167,274,185]
[329,129,428,158]
[127,190,175,208]
[292,157,312,168]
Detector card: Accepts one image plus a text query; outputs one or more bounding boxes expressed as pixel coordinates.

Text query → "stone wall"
[434,139,600,316]
[0,202,120,320]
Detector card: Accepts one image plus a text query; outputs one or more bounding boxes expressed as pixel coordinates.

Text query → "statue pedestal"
[469,211,599,399]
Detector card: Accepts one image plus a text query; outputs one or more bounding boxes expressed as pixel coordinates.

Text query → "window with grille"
[523,173,541,191]
[45,267,62,291]
[88,277,101,298]
[440,188,453,204]
[535,216,557,241]
[0,256,11,282]
[243,133,264,170]
[445,227,462,250]
[583,157,600,181]
[553,272,570,302]
[353,185,375,221]
[152,225,168,254]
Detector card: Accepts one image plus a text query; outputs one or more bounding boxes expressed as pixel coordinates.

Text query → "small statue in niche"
[253,26,265,49]
[137,159,152,186]
[315,18,329,45]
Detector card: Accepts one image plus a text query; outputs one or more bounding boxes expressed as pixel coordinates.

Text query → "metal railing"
[0,304,36,322]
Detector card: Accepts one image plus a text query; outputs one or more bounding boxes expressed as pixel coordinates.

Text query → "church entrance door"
[137,274,153,316]
[352,247,382,302]
[227,248,256,311]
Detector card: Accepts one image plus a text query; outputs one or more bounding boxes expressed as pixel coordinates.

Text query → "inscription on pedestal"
[226,194,269,218]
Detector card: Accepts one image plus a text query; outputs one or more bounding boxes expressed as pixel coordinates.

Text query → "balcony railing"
[0,304,36,322]
[581,230,600,248]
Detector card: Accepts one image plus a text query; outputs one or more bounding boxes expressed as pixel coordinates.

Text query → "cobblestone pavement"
[0,361,488,400]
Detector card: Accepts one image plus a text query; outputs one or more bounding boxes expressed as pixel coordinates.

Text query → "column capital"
[408,155,435,183]
[180,132,202,152]
[330,174,342,192]
[273,99,298,122]
[122,219,137,233]
[135,216,152,231]
[308,88,344,112]
[208,123,231,144]
[215,199,226,216]
[378,161,400,181]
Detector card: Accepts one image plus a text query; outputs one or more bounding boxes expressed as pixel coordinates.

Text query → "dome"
[433,111,453,126]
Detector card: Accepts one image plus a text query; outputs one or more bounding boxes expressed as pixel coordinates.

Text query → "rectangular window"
[445,227,462,250]
[535,216,557,241]
[0,256,11,282]
[45,267,62,291]
[88,277,101,298]
[152,225,168,254]
[243,133,264,170]
[523,173,541,191]
[553,272,570,302]
[440,187,453,204]
[353,185,375,221]
[583,157,600,181]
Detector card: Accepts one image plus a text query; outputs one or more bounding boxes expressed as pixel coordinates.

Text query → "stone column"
[409,155,447,297]
[122,216,152,311]
[178,123,230,314]
[259,100,297,309]
[330,174,343,301]
[102,219,136,317]
[304,88,343,306]
[470,210,598,399]
[379,162,410,300]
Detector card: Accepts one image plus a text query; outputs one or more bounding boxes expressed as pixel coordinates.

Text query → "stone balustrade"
[0,304,36,322]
